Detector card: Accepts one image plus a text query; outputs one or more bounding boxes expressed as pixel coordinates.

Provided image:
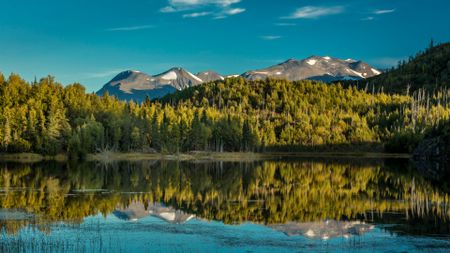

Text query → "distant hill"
[363,42,450,94]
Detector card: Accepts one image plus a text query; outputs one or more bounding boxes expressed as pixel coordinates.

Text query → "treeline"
[340,41,450,94]
[0,73,449,158]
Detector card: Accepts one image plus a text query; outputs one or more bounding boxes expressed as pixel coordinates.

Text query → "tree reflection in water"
[0,158,449,236]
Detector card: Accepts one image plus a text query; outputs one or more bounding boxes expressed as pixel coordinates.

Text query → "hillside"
[359,42,450,94]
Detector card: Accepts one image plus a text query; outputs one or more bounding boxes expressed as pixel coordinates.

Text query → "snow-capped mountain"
[96,56,381,102]
[153,67,203,90]
[196,70,224,83]
[242,56,381,82]
[96,67,223,102]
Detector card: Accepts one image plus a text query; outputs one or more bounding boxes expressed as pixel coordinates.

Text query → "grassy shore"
[0,153,67,163]
[0,151,410,163]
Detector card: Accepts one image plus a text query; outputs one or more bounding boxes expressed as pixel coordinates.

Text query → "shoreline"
[0,151,411,163]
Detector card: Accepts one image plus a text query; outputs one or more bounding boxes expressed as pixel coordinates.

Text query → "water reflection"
[0,158,449,241]
[113,201,195,223]
[270,220,374,239]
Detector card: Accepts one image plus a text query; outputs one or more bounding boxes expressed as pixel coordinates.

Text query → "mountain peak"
[197,70,224,82]
[109,70,146,82]
[284,58,298,63]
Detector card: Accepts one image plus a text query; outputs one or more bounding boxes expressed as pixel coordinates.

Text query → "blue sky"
[0,0,449,92]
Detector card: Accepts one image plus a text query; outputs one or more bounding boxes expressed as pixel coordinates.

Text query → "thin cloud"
[224,8,245,15]
[361,16,374,21]
[160,0,245,18]
[374,9,395,15]
[160,6,177,13]
[283,6,344,19]
[274,22,297,26]
[183,11,212,18]
[213,15,227,19]
[166,0,240,8]
[261,35,282,40]
[84,69,124,79]
[106,25,154,32]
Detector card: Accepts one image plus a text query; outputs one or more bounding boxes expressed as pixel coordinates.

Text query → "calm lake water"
[0,157,449,252]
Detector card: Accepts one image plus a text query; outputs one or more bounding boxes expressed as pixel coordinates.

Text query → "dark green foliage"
[384,129,423,153]
[343,42,450,94]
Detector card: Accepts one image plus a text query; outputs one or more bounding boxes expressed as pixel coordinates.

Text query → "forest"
[0,71,449,158]
[340,41,450,94]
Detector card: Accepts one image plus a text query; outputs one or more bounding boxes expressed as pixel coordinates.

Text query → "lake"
[0,157,449,252]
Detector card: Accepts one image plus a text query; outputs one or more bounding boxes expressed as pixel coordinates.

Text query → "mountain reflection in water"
[113,201,195,223]
[0,158,449,252]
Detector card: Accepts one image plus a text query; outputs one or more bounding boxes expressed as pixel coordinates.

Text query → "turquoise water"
[0,159,449,252]
[3,213,450,253]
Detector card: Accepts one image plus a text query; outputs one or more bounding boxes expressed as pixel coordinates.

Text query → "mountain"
[96,56,380,102]
[96,68,227,103]
[196,70,224,82]
[96,68,204,103]
[96,70,176,102]
[242,56,381,82]
[153,67,203,90]
[364,42,450,93]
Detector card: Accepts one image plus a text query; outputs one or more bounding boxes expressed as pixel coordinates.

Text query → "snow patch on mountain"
[371,68,381,75]
[187,71,203,82]
[346,68,364,78]
[306,59,317,65]
[160,71,178,80]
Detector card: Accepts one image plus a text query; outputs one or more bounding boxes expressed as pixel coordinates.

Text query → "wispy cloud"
[261,35,282,40]
[164,0,240,9]
[224,8,245,15]
[283,6,344,19]
[106,25,154,32]
[160,0,245,18]
[84,69,124,79]
[183,11,212,18]
[374,9,395,15]
[160,6,178,13]
[361,16,374,21]
[274,22,297,26]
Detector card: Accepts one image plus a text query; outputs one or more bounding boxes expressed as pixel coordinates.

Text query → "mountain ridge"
[96,56,381,102]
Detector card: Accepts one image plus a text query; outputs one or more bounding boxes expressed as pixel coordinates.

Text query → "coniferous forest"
[0,69,449,159]
[1,43,450,159]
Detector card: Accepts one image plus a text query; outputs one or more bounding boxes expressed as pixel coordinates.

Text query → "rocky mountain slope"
[96,56,381,102]
[96,68,210,102]
[242,56,381,82]
[196,70,224,82]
